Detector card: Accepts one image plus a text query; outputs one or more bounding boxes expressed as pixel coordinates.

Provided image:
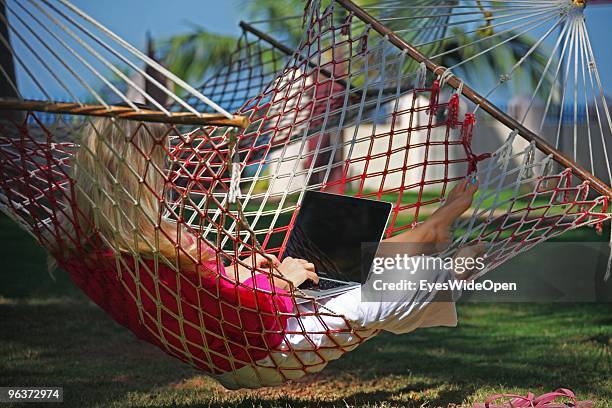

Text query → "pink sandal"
[532,388,592,407]
[474,389,593,407]
[473,392,535,407]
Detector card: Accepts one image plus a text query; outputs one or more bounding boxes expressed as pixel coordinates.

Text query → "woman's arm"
[382,178,478,255]
[231,255,319,290]
[229,254,280,282]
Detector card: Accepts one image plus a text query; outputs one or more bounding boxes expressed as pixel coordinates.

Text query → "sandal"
[473,392,535,407]
[474,389,593,408]
[532,388,593,408]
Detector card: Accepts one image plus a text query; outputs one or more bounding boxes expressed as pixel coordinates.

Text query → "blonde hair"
[53,116,202,270]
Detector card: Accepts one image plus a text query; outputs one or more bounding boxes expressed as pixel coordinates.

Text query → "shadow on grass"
[1,215,611,407]
[2,298,611,407]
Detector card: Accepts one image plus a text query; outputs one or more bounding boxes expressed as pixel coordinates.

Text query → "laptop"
[283,191,392,301]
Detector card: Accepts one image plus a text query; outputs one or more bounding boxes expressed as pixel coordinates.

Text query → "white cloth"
[215,260,459,389]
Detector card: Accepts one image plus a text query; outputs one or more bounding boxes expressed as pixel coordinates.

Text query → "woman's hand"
[275,257,318,290]
[229,253,318,290]
[253,253,280,269]
[230,253,281,282]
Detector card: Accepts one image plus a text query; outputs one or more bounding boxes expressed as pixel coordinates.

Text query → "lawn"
[1,214,611,407]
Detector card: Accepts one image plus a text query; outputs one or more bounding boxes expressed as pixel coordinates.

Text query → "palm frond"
[156,24,237,91]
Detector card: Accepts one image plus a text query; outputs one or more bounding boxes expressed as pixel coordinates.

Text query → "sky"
[5,1,612,102]
[68,0,249,47]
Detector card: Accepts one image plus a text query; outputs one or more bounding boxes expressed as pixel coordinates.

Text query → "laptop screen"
[284,191,392,284]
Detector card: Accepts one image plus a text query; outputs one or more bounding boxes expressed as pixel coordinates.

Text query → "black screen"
[284,191,391,284]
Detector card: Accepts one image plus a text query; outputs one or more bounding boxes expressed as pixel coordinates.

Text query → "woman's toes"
[467,178,479,193]
[458,178,468,191]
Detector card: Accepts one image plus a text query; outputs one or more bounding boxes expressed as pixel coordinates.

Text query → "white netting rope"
[0,0,609,388]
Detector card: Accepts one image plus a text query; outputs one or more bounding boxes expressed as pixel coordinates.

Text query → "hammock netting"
[0,0,611,387]
[186,18,298,115]
[346,0,612,186]
[194,0,612,186]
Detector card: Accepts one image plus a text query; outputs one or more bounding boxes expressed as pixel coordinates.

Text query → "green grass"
[1,215,611,407]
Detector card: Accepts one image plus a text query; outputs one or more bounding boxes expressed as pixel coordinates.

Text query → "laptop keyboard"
[301,278,349,291]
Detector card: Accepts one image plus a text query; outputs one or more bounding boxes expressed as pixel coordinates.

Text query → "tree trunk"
[0,3,22,121]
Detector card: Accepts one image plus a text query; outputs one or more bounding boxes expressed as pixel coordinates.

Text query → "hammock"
[0,0,610,387]
[340,0,612,186]
[196,0,612,186]
[186,17,301,114]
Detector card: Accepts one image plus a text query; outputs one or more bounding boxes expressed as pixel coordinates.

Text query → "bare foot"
[384,177,479,251]
[430,177,478,229]
[453,242,487,280]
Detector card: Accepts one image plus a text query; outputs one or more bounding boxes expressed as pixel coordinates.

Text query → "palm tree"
[153,1,559,190]
[157,23,237,90]
[157,0,556,100]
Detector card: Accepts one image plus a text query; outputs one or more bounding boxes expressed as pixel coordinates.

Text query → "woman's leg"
[383,178,479,254]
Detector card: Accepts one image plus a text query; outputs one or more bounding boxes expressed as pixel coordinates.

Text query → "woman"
[54,116,482,389]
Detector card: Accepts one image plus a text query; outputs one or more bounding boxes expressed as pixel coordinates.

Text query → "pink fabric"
[61,241,293,374]
[478,392,536,407]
